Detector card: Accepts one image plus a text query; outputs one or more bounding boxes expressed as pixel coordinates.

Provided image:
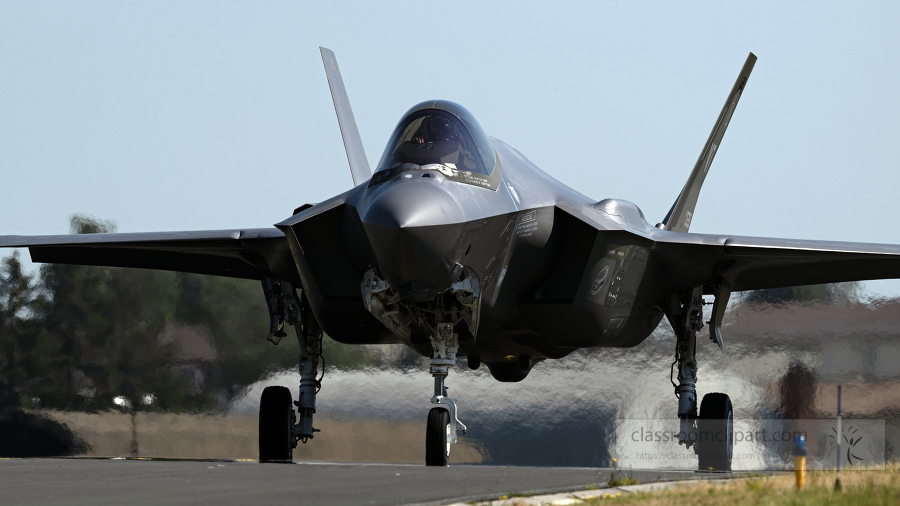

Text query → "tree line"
[0,215,372,414]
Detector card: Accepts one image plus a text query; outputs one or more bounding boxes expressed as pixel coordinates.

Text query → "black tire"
[697,393,733,472]
[259,386,294,462]
[425,408,450,466]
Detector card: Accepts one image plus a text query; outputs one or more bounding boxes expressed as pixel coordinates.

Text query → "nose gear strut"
[430,323,467,441]
[427,322,467,466]
[359,268,478,466]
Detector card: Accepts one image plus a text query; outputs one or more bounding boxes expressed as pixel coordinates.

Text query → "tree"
[0,251,43,408]
[0,213,380,416]
[28,215,192,412]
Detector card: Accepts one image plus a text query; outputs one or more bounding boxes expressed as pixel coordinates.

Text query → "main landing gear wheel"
[258,386,295,462]
[425,408,450,467]
[697,393,733,472]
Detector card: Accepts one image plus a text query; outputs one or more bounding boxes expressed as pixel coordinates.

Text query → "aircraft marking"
[702,143,718,174]
[516,213,538,238]
[590,265,610,296]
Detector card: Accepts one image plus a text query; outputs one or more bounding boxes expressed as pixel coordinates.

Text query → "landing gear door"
[709,279,732,350]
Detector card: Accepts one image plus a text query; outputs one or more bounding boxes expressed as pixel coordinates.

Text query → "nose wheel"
[425,322,467,466]
[425,408,451,466]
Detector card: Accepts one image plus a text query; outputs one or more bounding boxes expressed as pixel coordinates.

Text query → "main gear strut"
[663,284,735,471]
[262,277,322,444]
[664,286,704,447]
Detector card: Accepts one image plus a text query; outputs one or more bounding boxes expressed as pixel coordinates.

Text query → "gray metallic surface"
[320,47,371,187]
[361,177,466,228]
[0,227,292,281]
[0,459,737,506]
[0,227,283,246]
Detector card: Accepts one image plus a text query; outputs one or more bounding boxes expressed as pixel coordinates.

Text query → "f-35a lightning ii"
[4,49,900,470]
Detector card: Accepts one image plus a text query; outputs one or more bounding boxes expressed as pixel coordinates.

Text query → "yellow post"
[793,435,807,490]
[794,455,806,489]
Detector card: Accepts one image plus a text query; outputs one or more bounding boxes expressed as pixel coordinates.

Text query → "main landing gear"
[258,278,323,462]
[664,285,733,472]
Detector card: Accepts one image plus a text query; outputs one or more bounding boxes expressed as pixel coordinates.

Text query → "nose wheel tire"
[425,407,450,466]
[697,393,733,472]
[259,386,294,462]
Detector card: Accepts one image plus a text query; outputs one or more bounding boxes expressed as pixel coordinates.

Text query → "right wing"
[0,228,297,282]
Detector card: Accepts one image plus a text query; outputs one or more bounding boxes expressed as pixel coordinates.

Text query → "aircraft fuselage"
[281,133,664,381]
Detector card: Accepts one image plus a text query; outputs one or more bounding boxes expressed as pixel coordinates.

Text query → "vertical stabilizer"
[320,47,371,187]
[662,53,757,233]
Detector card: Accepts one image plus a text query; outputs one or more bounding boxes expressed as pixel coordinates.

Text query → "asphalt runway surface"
[0,458,739,506]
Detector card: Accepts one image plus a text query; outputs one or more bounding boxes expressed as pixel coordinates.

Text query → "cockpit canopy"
[375,100,496,176]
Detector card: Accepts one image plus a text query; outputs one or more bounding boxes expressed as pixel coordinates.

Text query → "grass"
[607,458,640,487]
[608,475,640,487]
[581,462,900,505]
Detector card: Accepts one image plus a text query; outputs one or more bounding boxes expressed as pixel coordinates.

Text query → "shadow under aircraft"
[4,48,900,470]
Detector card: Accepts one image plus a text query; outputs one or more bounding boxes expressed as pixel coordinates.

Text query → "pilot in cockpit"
[376,106,492,176]
[412,116,462,146]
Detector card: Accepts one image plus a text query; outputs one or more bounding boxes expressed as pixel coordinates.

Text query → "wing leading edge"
[0,228,297,282]
[562,203,900,295]
[651,230,900,294]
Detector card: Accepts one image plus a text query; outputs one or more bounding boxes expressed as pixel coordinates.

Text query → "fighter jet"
[3,48,900,470]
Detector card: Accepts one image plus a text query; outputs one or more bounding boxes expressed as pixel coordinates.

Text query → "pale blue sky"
[2,1,899,293]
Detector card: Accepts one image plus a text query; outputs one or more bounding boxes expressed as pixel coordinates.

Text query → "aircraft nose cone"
[361,181,465,292]
[361,179,465,228]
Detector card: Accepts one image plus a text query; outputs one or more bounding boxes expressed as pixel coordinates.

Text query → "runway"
[0,458,735,506]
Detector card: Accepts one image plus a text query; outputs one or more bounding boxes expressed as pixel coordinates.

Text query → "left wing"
[568,200,900,297]
[0,228,297,282]
[649,229,900,295]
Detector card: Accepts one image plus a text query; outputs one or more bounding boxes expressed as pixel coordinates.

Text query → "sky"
[2,1,899,293]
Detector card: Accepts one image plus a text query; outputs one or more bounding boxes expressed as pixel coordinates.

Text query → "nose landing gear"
[426,322,467,466]
[361,268,477,467]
